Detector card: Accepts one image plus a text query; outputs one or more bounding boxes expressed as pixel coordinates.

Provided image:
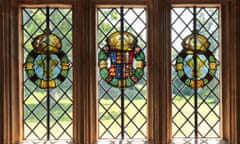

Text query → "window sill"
[170,138,227,144]
[19,140,73,144]
[96,139,151,144]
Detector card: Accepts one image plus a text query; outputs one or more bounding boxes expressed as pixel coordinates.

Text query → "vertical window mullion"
[193,7,198,138]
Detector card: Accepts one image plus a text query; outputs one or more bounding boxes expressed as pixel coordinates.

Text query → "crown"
[181,32,210,52]
[32,29,62,53]
[107,32,137,51]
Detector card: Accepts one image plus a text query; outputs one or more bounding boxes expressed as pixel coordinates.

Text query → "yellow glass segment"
[108,32,136,51]
[182,33,210,52]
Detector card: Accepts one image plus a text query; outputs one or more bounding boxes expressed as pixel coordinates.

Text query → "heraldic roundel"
[98,31,145,88]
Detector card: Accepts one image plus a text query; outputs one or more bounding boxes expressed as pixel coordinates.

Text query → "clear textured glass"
[97,8,147,139]
[23,8,73,140]
[171,7,220,138]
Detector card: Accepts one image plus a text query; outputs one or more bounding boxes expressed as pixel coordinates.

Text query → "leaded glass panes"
[22,7,73,140]
[171,7,221,138]
[97,7,147,139]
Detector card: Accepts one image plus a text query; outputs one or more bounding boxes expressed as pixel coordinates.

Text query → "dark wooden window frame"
[0,0,238,143]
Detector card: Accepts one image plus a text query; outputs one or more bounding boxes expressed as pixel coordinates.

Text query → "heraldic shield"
[98,31,145,88]
[25,29,70,89]
[175,32,218,88]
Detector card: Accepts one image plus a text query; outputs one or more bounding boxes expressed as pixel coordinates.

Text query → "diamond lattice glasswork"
[97,7,147,139]
[23,7,73,140]
[171,7,220,138]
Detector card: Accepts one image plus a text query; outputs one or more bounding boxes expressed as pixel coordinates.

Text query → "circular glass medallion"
[175,32,218,88]
[98,31,145,88]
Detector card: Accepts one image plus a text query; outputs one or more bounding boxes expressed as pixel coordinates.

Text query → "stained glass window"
[97,7,148,139]
[171,7,221,138]
[22,7,73,140]
[98,31,145,88]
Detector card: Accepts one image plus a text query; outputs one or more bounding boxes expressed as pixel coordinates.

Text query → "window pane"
[97,7,147,139]
[23,7,73,140]
[171,7,220,138]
